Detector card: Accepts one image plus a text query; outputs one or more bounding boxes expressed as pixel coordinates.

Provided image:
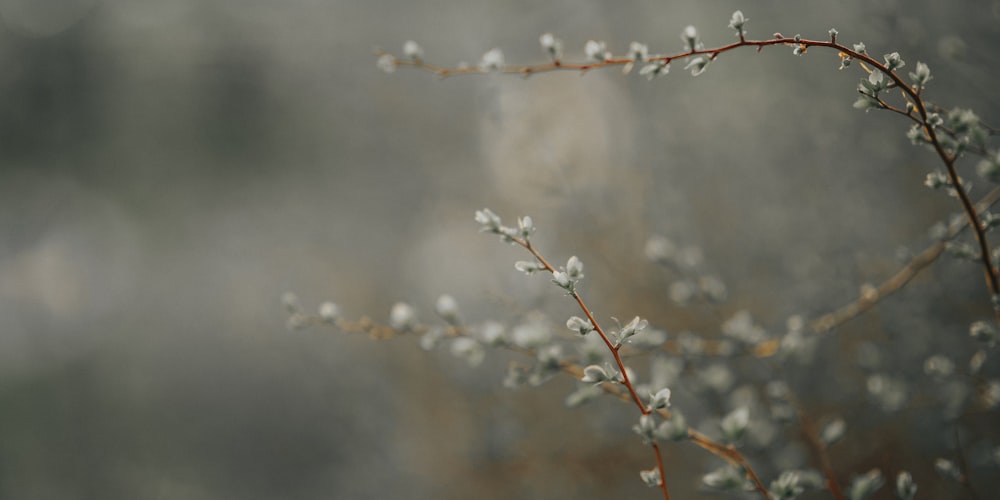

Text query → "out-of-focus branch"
[810,185,1000,334]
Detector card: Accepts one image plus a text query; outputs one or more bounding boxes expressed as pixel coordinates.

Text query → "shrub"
[291,9,1000,499]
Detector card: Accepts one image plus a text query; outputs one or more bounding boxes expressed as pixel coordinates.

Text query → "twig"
[511,235,671,497]
[810,185,1000,334]
[312,315,779,497]
[379,33,1000,318]
[687,429,769,496]
[796,411,846,499]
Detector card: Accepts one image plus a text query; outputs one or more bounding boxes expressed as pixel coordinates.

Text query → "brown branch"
[380,33,1000,315]
[796,412,846,499]
[511,235,669,499]
[651,442,671,500]
[316,313,774,499]
[316,233,774,498]
[519,238,647,411]
[687,429,769,496]
[810,185,1000,334]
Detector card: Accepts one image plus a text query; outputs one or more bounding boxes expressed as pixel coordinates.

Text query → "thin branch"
[796,411,846,500]
[687,429,769,496]
[310,312,781,499]
[512,235,672,500]
[810,185,1000,334]
[651,442,671,500]
[380,33,1000,315]
[520,238,646,411]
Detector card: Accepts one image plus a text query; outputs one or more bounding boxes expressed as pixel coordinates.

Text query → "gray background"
[1,0,999,498]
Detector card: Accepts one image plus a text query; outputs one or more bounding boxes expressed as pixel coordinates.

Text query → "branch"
[378,31,1000,317]
[810,185,1000,334]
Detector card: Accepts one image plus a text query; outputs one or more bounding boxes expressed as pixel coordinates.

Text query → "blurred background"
[1,0,999,498]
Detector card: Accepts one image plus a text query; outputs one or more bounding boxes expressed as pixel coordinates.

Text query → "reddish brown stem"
[797,413,846,499]
[521,239,646,411]
[688,429,769,495]
[383,34,1000,315]
[651,442,671,499]
[515,237,668,498]
[320,310,773,498]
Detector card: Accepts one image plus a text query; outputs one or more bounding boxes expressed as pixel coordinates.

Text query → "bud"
[479,48,505,72]
[639,468,662,487]
[434,294,460,323]
[728,11,748,36]
[895,471,917,500]
[681,25,699,52]
[376,53,396,74]
[720,407,750,443]
[389,302,417,330]
[402,40,423,60]
[539,33,563,60]
[566,316,594,336]
[318,301,341,323]
[820,418,846,445]
[584,40,608,62]
[581,364,611,383]
[648,388,672,410]
[883,51,905,71]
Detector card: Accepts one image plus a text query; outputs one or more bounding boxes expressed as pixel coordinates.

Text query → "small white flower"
[450,337,485,366]
[895,471,917,500]
[683,56,709,76]
[479,48,505,72]
[389,302,417,330]
[281,291,300,312]
[617,316,648,344]
[581,364,610,383]
[910,61,932,87]
[566,316,594,335]
[638,60,669,80]
[629,41,649,62]
[703,466,744,490]
[820,418,846,445]
[934,458,962,482]
[402,40,423,60]
[376,53,396,73]
[474,208,502,231]
[517,216,534,238]
[682,25,699,51]
[565,256,584,279]
[552,271,571,287]
[434,294,460,322]
[318,302,340,322]
[923,355,955,377]
[645,235,676,263]
[514,260,543,275]
[510,319,552,348]
[539,33,562,59]
[982,379,1000,408]
[584,40,608,62]
[639,468,662,487]
[536,344,563,366]
[633,414,657,443]
[720,407,750,442]
[476,321,507,346]
[883,51,905,71]
[728,11,748,35]
[848,469,884,499]
[419,326,446,350]
[970,350,987,374]
[649,388,672,409]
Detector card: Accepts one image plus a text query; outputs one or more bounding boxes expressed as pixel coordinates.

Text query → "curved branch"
[379,33,1000,313]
